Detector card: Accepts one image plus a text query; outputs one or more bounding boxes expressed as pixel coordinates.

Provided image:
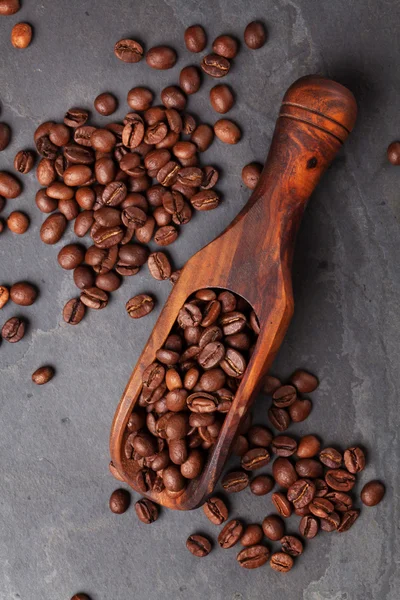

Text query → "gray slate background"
[0,1,399,598]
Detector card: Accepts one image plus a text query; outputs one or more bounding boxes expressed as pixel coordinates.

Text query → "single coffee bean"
[314,478,329,497]
[288,398,312,422]
[184,25,207,52]
[142,362,165,389]
[247,425,273,448]
[146,46,177,70]
[241,447,270,471]
[212,35,238,59]
[262,515,285,541]
[325,469,355,492]
[114,38,143,63]
[10,282,37,306]
[220,347,246,377]
[191,123,214,152]
[80,287,108,310]
[319,447,343,468]
[201,54,231,78]
[325,491,352,512]
[180,449,203,479]
[240,524,263,547]
[7,211,29,234]
[201,165,219,190]
[94,92,117,116]
[232,434,249,456]
[135,498,159,523]
[320,511,341,532]
[309,497,334,519]
[0,123,10,152]
[218,519,244,548]
[203,496,228,525]
[161,86,187,111]
[296,458,323,479]
[127,87,153,111]
[1,317,25,343]
[272,385,297,408]
[36,135,58,159]
[11,22,32,48]
[221,471,249,493]
[35,189,57,213]
[287,478,316,508]
[71,594,90,600]
[237,545,270,569]
[49,123,70,146]
[186,534,211,557]
[179,66,201,95]
[0,285,10,309]
[387,141,400,165]
[272,457,298,489]
[297,435,320,458]
[214,119,241,144]
[109,488,130,514]
[58,244,85,270]
[64,108,89,128]
[162,464,185,492]
[40,212,67,244]
[250,475,274,496]
[270,552,293,573]
[268,406,291,432]
[191,189,219,211]
[343,446,366,473]
[242,162,262,189]
[0,171,22,198]
[198,341,225,369]
[74,266,95,290]
[63,298,85,325]
[299,515,318,539]
[148,251,171,280]
[14,150,34,174]
[0,0,20,15]
[290,369,319,393]
[281,535,303,557]
[126,294,154,319]
[271,436,297,456]
[244,21,267,49]
[361,480,385,506]
[36,158,56,186]
[337,509,360,532]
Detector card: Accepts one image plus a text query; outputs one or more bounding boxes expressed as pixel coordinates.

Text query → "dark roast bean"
[191,124,214,152]
[319,447,343,469]
[337,509,360,532]
[127,87,153,111]
[95,271,121,292]
[186,534,211,557]
[295,458,323,479]
[126,294,154,318]
[201,54,230,78]
[325,491,353,512]
[0,171,22,198]
[63,298,85,325]
[271,436,297,456]
[242,162,262,189]
[250,475,274,496]
[179,66,201,95]
[214,119,241,144]
[237,545,270,569]
[14,150,34,174]
[0,286,10,309]
[40,213,67,244]
[146,46,177,70]
[241,448,270,471]
[148,252,171,280]
[187,392,218,413]
[343,446,366,473]
[161,86,186,111]
[314,479,329,497]
[244,21,267,49]
[135,498,159,524]
[270,552,293,573]
[268,407,291,432]
[280,535,303,557]
[212,35,238,59]
[299,515,318,539]
[94,93,117,116]
[272,385,297,407]
[209,84,234,114]
[180,449,203,479]
[320,511,340,532]
[309,497,334,518]
[109,489,130,514]
[290,369,319,393]
[184,25,207,52]
[361,481,385,506]
[231,435,249,456]
[49,123,70,146]
[102,181,127,206]
[222,471,249,493]
[73,127,96,148]
[203,496,228,525]
[272,457,298,489]
[1,317,25,343]
[64,108,88,128]
[220,347,246,377]
[91,129,117,153]
[35,189,57,213]
[198,342,225,369]
[287,479,316,508]
[162,464,185,491]
[240,524,263,547]
[36,136,58,159]
[297,435,320,458]
[80,287,108,310]
[262,515,285,541]
[114,38,144,63]
[262,375,282,394]
[218,519,244,548]
[58,244,85,270]
[288,397,312,422]
[246,425,272,448]
[191,190,219,211]
[10,282,37,306]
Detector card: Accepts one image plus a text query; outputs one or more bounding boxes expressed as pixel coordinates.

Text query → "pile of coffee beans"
[123,288,259,495]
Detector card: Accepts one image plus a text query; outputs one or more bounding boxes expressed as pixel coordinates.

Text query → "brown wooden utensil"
[110,75,357,510]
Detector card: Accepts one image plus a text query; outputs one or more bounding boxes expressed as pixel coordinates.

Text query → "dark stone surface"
[0,1,398,598]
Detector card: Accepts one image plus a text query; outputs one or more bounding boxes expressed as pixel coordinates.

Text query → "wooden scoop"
[110,75,357,510]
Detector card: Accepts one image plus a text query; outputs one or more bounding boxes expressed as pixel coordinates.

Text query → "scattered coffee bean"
[179,66,201,95]
[10,282,37,306]
[247,425,273,448]
[58,244,85,270]
[262,515,285,541]
[299,515,318,539]
[40,213,67,244]
[218,519,244,549]
[201,54,230,78]
[114,38,144,63]
[343,446,366,473]
[11,22,32,49]
[237,545,270,569]
[337,509,360,532]
[271,492,292,518]
[7,211,29,234]
[214,119,241,144]
[272,457,298,489]
[135,498,159,523]
[209,84,234,114]
[319,447,342,469]
[0,123,11,151]
[212,35,238,59]
[63,298,86,325]
[387,141,400,165]
[146,46,177,70]
[297,435,320,458]
[325,469,355,492]
[280,535,303,557]
[240,524,263,546]
[203,496,228,525]
[109,488,130,514]
[295,458,323,479]
[14,150,35,174]
[0,285,10,309]
[250,474,274,496]
[241,162,262,190]
[271,435,297,457]
[222,470,249,493]
[73,266,96,290]
[244,21,267,49]
[94,93,117,116]
[126,294,154,318]
[290,369,319,393]
[0,0,20,15]
[184,25,207,53]
[31,366,54,385]
[0,172,21,199]
[268,406,291,431]
[270,551,293,573]
[288,397,312,422]
[241,447,270,470]
[360,480,385,506]
[186,534,211,557]
[1,316,25,343]
[287,479,316,508]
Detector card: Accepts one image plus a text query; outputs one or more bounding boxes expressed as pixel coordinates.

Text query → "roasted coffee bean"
[187,391,218,413]
[320,511,341,532]
[296,458,323,479]
[146,46,177,70]
[246,425,272,448]
[262,515,285,541]
[147,251,171,280]
[271,436,297,456]
[114,38,144,63]
[7,211,29,234]
[319,447,343,469]
[288,397,312,422]
[343,446,366,473]
[314,478,329,497]
[178,302,202,328]
[180,449,203,479]
[309,497,334,518]
[242,162,262,189]
[162,464,185,491]
[0,123,10,152]
[184,25,207,52]
[177,166,203,187]
[262,375,282,394]
[337,509,360,532]
[240,524,263,547]
[198,342,225,369]
[0,0,20,15]
[209,84,235,114]
[241,447,270,471]
[272,457,298,489]
[199,325,223,348]
[80,287,108,310]
[101,181,127,206]
[58,244,85,270]
[220,347,246,377]
[299,515,318,539]
[126,294,154,318]
[34,121,54,143]
[201,54,230,78]
[1,317,25,343]
[214,119,241,144]
[179,66,201,96]
[127,87,153,111]
[91,129,117,153]
[71,127,95,148]
[325,491,352,512]
[86,245,118,274]
[63,111,88,132]
[135,498,159,524]
[32,366,54,385]
[272,385,297,408]
[133,432,158,457]
[14,150,34,174]
[191,189,219,211]
[63,298,85,325]
[237,545,270,569]
[40,212,67,244]
[191,124,214,152]
[287,479,316,508]
[325,469,356,492]
[268,407,291,432]
[222,471,249,493]
[109,488,130,514]
[290,369,319,393]
[36,158,56,186]
[361,480,385,506]
[95,271,120,292]
[297,435,320,458]
[48,123,70,147]
[161,86,187,111]
[281,535,303,557]
[270,552,293,573]
[250,475,274,496]
[186,534,211,557]
[156,348,180,366]
[244,21,267,49]
[71,594,91,600]
[10,282,37,306]
[74,211,95,237]
[11,22,32,48]
[387,141,400,165]
[0,286,10,309]
[212,35,238,59]
[203,496,228,525]
[94,93,117,116]
[218,519,243,549]
[35,189,58,213]
[0,171,22,198]
[197,368,226,392]
[232,434,249,456]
